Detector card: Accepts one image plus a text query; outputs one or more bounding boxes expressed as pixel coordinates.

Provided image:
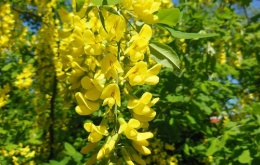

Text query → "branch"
[11,6,42,22]
[242,5,249,25]
[49,74,57,160]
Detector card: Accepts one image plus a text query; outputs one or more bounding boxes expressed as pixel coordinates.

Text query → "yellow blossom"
[83,29,104,55]
[132,141,151,155]
[84,120,109,143]
[128,92,158,114]
[125,61,161,86]
[100,83,121,109]
[105,14,126,41]
[101,54,123,79]
[118,118,153,141]
[133,0,161,24]
[97,133,118,160]
[75,92,100,115]
[125,24,152,62]
[81,73,105,101]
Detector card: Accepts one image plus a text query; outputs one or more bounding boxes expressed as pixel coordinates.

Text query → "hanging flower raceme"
[57,0,171,164]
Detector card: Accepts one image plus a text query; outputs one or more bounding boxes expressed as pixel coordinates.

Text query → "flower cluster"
[0,3,15,52]
[0,144,36,165]
[58,0,173,163]
[144,137,178,165]
[14,64,34,89]
[0,84,10,108]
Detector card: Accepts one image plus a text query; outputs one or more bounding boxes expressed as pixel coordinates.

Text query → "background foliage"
[0,0,259,164]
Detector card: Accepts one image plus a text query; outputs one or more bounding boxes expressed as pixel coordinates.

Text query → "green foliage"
[157,8,181,27]
[149,41,180,69]
[1,0,259,164]
[165,26,218,39]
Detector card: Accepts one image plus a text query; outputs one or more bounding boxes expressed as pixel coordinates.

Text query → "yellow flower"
[0,84,10,108]
[118,118,140,140]
[84,120,109,143]
[14,65,34,89]
[132,141,151,155]
[133,0,161,24]
[25,151,36,158]
[97,133,118,160]
[86,15,102,30]
[118,118,153,141]
[125,61,161,86]
[80,142,98,154]
[69,61,86,90]
[128,92,158,114]
[75,92,100,115]
[100,83,121,109]
[101,54,123,79]
[81,73,105,101]
[125,24,152,62]
[70,26,84,48]
[83,29,104,55]
[105,14,126,41]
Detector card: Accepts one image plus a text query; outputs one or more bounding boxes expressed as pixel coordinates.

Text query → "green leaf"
[184,143,190,156]
[156,8,180,27]
[60,157,70,164]
[149,41,180,69]
[102,6,119,15]
[98,9,108,32]
[206,138,219,156]
[166,95,184,103]
[90,0,103,5]
[75,0,85,12]
[224,121,237,128]
[165,26,218,39]
[91,0,122,5]
[187,115,196,124]
[169,118,174,125]
[1,63,13,71]
[252,102,260,115]
[84,6,96,18]
[72,152,83,163]
[64,142,76,156]
[49,160,60,165]
[103,0,122,5]
[0,127,7,134]
[27,139,43,145]
[218,133,228,149]
[238,150,251,164]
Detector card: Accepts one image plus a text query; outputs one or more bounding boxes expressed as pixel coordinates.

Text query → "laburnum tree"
[0,0,260,165]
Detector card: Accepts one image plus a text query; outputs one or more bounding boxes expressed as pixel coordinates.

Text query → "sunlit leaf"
[206,138,219,156]
[27,139,43,145]
[165,26,218,39]
[1,63,13,71]
[64,142,76,156]
[238,150,251,164]
[149,41,180,69]
[102,6,119,15]
[184,143,190,156]
[156,8,180,27]
[91,0,122,5]
[98,9,108,32]
[75,0,85,12]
